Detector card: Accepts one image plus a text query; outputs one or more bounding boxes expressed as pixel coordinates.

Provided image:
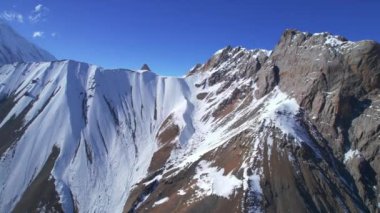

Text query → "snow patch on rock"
[177,189,186,195]
[152,197,169,207]
[344,149,361,163]
[193,160,242,199]
[260,88,300,138]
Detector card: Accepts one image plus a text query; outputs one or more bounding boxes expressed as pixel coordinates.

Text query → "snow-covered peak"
[278,29,361,56]
[311,32,353,48]
[186,46,270,77]
[213,45,270,57]
[0,21,56,65]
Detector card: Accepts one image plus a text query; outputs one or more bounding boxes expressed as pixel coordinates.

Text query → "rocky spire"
[140,64,151,71]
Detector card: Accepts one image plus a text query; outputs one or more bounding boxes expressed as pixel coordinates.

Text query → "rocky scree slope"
[0,29,379,213]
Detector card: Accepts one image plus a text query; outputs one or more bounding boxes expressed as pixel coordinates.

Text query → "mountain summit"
[140,64,151,71]
[0,21,55,65]
[0,25,379,213]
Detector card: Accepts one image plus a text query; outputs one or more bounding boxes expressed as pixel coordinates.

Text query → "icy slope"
[0,21,56,65]
[0,60,194,212]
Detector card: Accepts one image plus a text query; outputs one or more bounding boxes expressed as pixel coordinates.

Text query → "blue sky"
[1,0,380,76]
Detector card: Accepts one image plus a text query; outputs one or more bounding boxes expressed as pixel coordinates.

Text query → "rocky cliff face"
[0,27,379,213]
[266,30,380,210]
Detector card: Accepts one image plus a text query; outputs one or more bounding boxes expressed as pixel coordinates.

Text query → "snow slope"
[0,47,282,212]
[0,60,195,212]
[0,47,327,212]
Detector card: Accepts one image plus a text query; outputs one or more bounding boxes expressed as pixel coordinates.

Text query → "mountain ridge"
[0,25,379,212]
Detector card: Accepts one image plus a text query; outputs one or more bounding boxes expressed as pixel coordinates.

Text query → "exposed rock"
[149,115,180,173]
[141,64,152,71]
[196,92,208,100]
[12,146,63,213]
[262,29,380,211]
[254,64,280,99]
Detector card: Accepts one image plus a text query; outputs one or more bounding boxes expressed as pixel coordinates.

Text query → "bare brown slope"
[124,125,368,213]
[12,146,63,213]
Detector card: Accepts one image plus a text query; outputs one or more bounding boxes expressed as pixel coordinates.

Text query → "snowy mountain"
[0,26,379,213]
[0,21,55,65]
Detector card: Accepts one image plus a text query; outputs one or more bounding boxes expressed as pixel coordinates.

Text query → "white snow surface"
[193,160,242,199]
[260,87,300,137]
[177,189,186,195]
[344,149,361,163]
[0,60,195,212]
[152,197,169,207]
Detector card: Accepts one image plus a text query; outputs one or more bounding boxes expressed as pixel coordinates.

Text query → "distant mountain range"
[0,22,379,212]
[0,21,55,65]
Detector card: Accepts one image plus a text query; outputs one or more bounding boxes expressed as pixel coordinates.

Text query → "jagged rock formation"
[140,64,152,72]
[272,31,380,210]
[0,24,379,213]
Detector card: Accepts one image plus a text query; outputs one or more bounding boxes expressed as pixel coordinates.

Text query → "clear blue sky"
[1,0,380,76]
